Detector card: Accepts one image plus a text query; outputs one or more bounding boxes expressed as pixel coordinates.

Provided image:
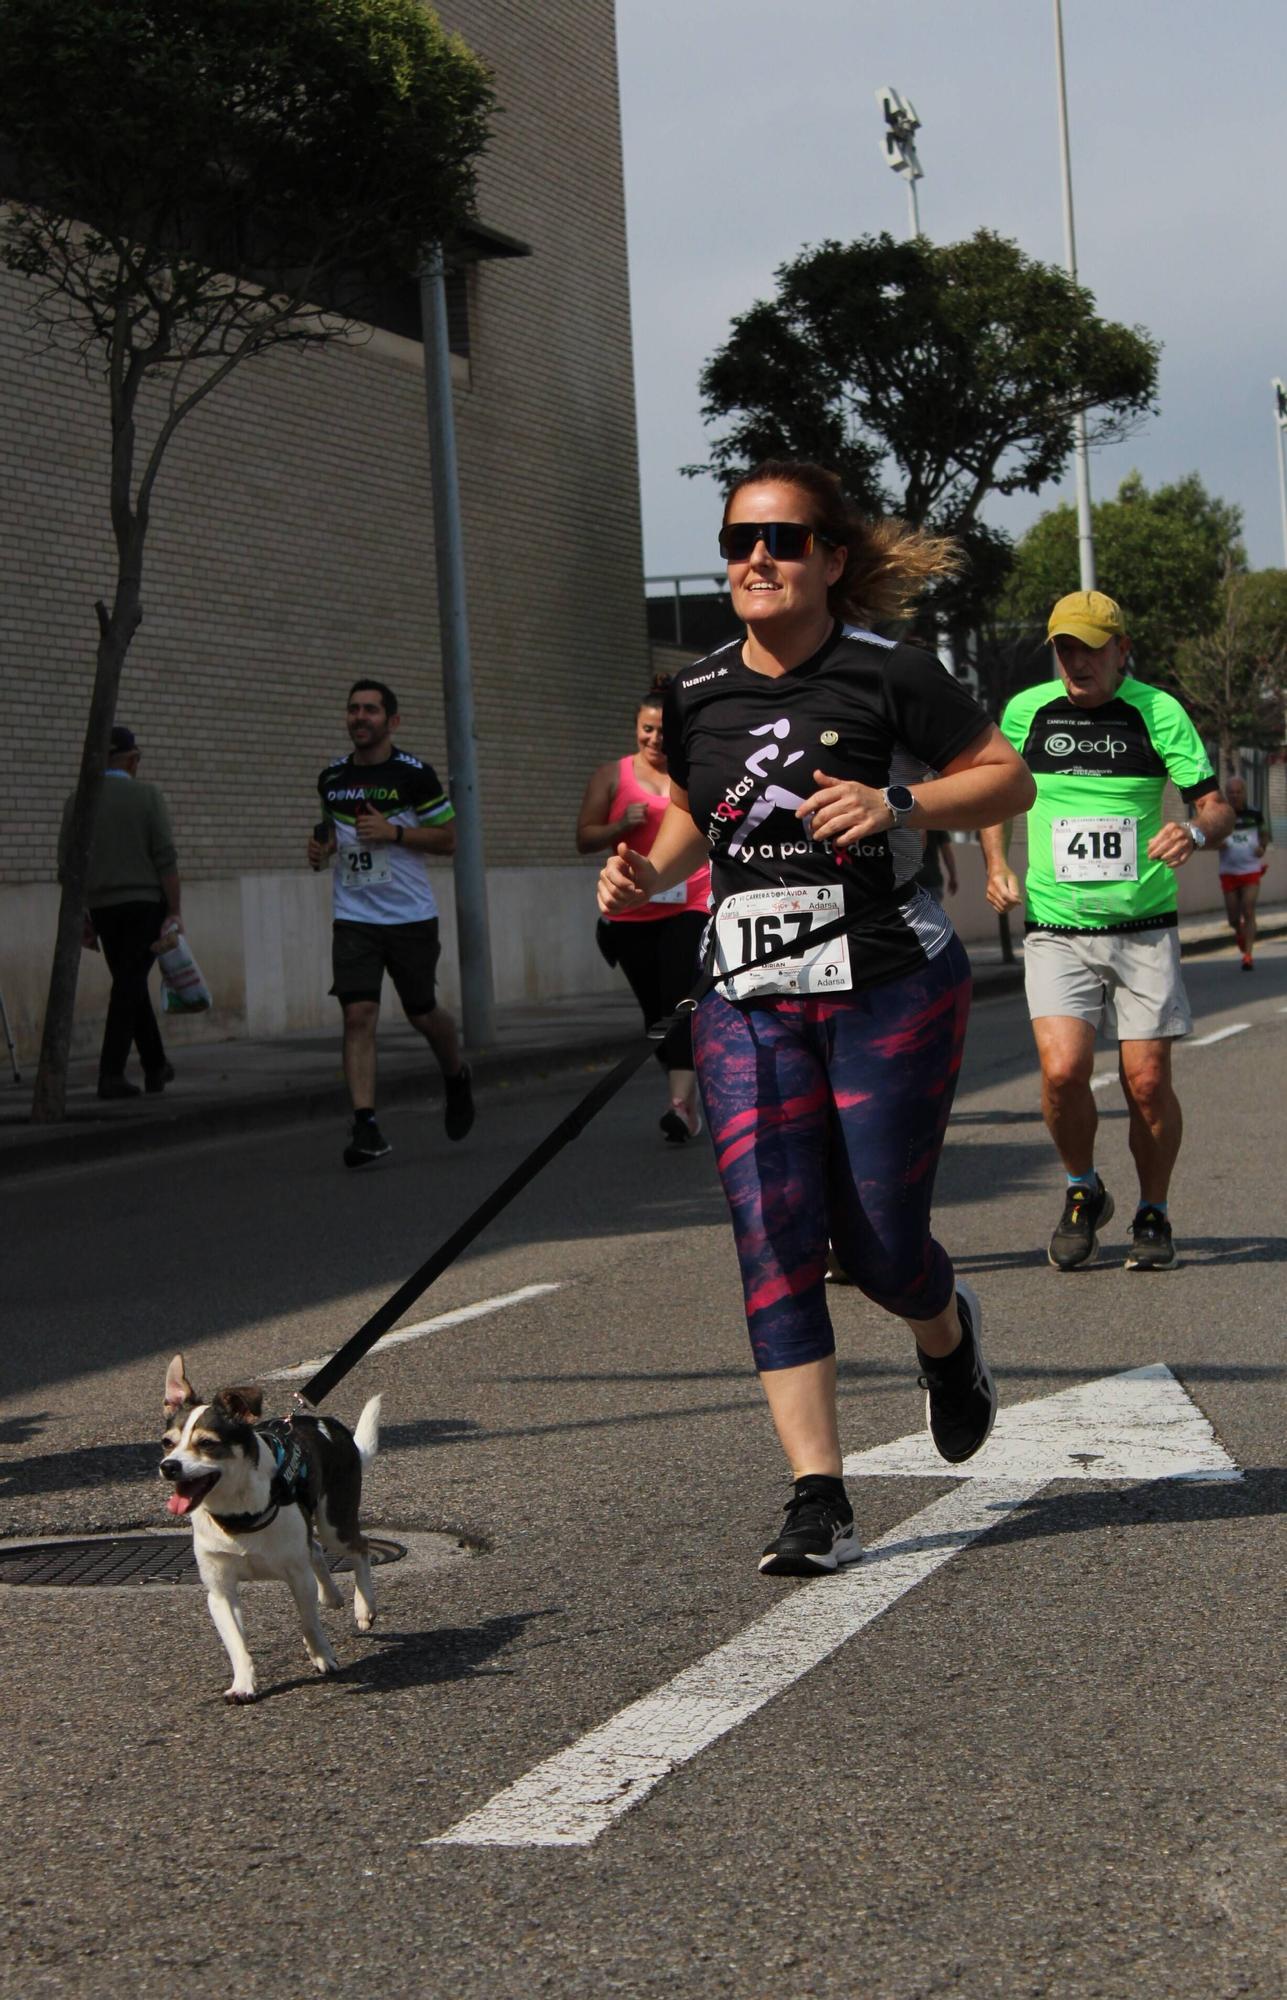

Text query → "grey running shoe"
[759,1476,862,1577]
[1124,1205,1177,1271]
[918,1281,998,1465]
[343,1117,392,1169]
[1048,1178,1114,1270]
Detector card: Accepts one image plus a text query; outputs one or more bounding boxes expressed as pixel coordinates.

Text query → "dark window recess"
[445,267,470,360]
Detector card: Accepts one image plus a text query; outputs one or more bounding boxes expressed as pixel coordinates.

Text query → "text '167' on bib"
[714,883,851,1000]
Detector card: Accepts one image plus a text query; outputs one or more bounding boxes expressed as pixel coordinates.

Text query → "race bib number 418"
[714,884,851,1000]
[1052,816,1138,883]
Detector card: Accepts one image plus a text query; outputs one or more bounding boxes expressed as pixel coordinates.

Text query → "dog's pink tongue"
[166,1491,194,1516]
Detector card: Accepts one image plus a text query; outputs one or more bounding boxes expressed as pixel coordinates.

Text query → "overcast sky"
[615,0,1287,585]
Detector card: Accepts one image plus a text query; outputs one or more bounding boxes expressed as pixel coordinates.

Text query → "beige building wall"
[0,0,646,1052]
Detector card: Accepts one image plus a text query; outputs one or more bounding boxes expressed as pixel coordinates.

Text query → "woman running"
[598,461,1034,1575]
[577,675,711,1142]
[1217,774,1271,971]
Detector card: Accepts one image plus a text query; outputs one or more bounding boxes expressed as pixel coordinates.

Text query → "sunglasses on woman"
[718,521,837,563]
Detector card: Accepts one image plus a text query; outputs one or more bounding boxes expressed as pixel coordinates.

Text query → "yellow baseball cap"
[1047,590,1127,647]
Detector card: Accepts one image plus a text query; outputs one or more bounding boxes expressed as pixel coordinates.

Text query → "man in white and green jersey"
[981,591,1233,1273]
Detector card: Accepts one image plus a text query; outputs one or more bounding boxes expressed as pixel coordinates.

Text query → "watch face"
[886,785,916,813]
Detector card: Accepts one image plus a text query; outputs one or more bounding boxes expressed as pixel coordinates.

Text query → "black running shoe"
[444,1064,475,1141]
[759,1476,862,1577]
[918,1281,998,1465]
[1048,1177,1114,1270]
[1124,1205,1177,1271]
[343,1117,392,1168]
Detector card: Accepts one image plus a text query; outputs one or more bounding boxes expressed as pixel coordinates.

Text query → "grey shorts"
[1023,927,1192,1041]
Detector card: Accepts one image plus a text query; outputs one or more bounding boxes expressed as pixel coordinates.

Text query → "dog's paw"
[307,1648,340,1676]
[355,1608,377,1633]
[225,1686,257,1705]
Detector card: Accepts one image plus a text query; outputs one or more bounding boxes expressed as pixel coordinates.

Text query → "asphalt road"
[2,943,1284,2000]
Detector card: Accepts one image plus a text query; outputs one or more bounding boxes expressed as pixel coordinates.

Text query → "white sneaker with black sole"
[917,1279,998,1465]
[759,1475,863,1577]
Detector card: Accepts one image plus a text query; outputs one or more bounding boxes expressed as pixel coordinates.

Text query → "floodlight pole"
[419,244,495,1048]
[1053,0,1096,591]
[1273,380,1287,567]
[876,87,924,241]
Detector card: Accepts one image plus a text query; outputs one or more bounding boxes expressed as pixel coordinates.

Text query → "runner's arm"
[803,725,1034,848]
[598,790,706,913]
[576,763,645,853]
[1148,785,1234,869]
[980,818,1024,915]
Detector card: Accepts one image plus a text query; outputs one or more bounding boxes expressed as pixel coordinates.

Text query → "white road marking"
[263,1283,563,1381]
[428,1366,1238,1849]
[428,1478,1042,1849]
[1090,1073,1117,1093]
[844,1362,1240,1485]
[1188,1023,1251,1048]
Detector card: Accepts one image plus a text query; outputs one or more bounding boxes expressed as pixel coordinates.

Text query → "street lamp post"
[1052,0,1096,591]
[876,86,923,239]
[1273,380,1287,568]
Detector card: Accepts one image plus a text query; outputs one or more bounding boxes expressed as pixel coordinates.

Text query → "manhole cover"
[0,1533,407,1587]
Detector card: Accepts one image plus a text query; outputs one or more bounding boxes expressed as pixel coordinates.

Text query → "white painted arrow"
[428,1365,1240,1850]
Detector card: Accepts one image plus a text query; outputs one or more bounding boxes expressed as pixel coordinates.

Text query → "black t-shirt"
[663,622,989,992]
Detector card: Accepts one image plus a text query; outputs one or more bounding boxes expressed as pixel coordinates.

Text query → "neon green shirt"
[999,676,1215,933]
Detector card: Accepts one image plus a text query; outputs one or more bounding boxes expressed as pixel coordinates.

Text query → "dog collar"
[208,1502,282,1534]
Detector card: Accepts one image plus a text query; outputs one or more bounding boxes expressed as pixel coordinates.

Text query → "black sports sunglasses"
[718,521,838,563]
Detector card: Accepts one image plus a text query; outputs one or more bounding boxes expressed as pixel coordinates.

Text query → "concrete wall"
[0,1,649,1049]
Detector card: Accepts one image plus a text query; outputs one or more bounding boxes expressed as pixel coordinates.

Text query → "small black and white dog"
[160,1354,382,1703]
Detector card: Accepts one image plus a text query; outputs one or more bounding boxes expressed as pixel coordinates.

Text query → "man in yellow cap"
[980,591,1233,1272]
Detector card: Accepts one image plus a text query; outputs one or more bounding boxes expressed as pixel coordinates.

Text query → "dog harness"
[209,1418,310,1534]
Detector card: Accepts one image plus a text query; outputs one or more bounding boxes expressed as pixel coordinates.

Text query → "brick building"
[0,0,649,1052]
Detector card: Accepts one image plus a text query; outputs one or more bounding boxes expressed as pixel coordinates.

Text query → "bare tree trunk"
[29,563,143,1123]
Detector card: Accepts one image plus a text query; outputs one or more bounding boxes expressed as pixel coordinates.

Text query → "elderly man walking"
[59,724,182,1099]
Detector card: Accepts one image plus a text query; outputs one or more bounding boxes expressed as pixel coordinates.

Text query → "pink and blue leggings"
[693,937,971,1371]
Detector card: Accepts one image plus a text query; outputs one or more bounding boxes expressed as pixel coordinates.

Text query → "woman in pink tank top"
[576,676,711,1142]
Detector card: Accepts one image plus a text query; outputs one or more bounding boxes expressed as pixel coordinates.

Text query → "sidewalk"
[1,914,1278,1179]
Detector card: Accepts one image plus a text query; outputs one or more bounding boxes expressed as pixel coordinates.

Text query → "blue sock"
[1137,1199,1168,1216]
[1066,1171,1097,1189]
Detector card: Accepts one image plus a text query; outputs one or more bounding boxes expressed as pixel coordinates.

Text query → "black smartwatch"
[881,784,917,828]
[394,824,405,845]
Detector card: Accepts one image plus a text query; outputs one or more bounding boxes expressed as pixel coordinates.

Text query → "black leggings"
[90,900,168,1078]
[600,912,706,1070]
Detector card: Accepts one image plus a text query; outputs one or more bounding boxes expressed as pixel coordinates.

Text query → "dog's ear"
[215,1385,264,1422]
[164,1354,198,1414]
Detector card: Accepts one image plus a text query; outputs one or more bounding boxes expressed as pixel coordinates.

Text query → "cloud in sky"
[616,0,1287,580]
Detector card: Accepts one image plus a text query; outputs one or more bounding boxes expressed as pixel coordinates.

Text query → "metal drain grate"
[0,1533,407,1587]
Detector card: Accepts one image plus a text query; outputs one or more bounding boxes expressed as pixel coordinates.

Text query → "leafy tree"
[1171,563,1287,774]
[0,0,494,1119]
[996,472,1244,692]
[687,229,1159,632]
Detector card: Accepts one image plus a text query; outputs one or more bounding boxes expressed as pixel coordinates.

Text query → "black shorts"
[331,919,441,1014]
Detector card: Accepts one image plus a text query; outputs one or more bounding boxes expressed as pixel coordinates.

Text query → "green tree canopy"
[1172,563,1287,771]
[688,229,1160,557]
[997,472,1244,687]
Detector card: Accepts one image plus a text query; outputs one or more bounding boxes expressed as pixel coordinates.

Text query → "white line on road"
[263,1283,564,1381]
[428,1365,1239,1850]
[1188,1023,1251,1048]
[427,1478,1042,1848]
[1090,1073,1117,1093]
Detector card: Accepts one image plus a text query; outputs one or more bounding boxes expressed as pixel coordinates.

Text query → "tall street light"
[1273,379,1287,567]
[1053,0,1096,590]
[876,86,923,239]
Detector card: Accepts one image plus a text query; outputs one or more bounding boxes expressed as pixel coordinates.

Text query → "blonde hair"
[722,460,962,626]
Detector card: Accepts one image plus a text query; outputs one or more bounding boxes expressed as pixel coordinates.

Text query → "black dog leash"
[296,909,853,1408]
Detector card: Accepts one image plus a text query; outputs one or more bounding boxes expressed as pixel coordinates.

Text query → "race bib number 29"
[1052,816,1138,883]
[714,884,851,1000]
[339,841,392,888]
